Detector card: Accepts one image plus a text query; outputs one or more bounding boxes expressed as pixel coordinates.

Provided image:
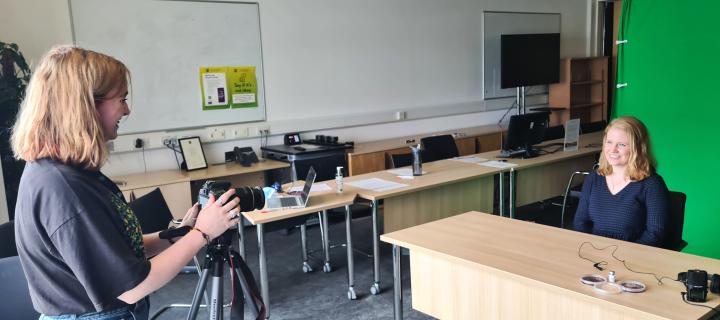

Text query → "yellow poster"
[227,66,258,108]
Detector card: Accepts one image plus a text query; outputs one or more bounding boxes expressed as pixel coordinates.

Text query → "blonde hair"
[11,45,129,170]
[597,116,654,181]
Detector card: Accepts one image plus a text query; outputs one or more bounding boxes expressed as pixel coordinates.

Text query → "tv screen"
[500,33,560,88]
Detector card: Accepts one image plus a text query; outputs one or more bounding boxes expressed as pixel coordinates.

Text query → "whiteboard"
[483,11,561,99]
[70,0,266,134]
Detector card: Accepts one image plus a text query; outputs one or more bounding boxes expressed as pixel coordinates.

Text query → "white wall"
[1,0,593,178]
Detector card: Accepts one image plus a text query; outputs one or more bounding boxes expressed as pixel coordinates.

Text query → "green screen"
[614,0,720,258]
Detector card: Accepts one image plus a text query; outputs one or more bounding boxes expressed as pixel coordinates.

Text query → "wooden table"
[479,131,603,217]
[344,157,500,295]
[381,212,720,320]
[243,186,357,319]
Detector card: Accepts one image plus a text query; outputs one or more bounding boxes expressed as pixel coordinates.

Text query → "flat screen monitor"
[502,111,550,158]
[500,33,560,88]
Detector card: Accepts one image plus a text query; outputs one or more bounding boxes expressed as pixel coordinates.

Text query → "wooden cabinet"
[455,137,477,156]
[476,132,502,153]
[549,57,608,127]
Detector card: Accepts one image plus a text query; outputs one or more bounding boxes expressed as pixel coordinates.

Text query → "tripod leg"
[209,259,224,320]
[238,217,246,260]
[257,223,270,319]
[186,267,212,320]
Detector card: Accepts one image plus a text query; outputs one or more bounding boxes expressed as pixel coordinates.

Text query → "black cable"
[577,241,679,285]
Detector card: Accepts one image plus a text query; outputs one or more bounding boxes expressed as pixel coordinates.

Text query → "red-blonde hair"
[12,45,129,170]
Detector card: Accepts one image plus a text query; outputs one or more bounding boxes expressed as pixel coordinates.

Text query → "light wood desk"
[480,131,603,217]
[346,124,502,176]
[112,160,289,219]
[344,157,501,295]
[382,212,720,320]
[243,186,357,318]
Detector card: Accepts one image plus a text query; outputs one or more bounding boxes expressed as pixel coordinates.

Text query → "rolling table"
[242,186,357,319]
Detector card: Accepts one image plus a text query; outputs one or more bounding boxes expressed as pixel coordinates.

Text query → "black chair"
[0,221,41,318]
[0,256,40,319]
[663,191,688,251]
[0,221,18,258]
[388,152,413,168]
[129,188,175,234]
[421,134,459,162]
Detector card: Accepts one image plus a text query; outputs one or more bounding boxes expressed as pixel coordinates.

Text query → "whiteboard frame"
[68,0,267,135]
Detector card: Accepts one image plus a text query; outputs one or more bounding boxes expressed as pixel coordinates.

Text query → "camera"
[198,181,265,212]
[197,181,265,246]
[678,269,720,302]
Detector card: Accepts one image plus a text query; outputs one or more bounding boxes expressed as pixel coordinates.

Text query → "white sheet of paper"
[450,156,489,164]
[347,178,408,192]
[288,183,332,193]
[387,168,426,176]
[478,160,518,169]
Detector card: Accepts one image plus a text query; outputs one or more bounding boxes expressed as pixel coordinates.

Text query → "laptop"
[267,167,317,210]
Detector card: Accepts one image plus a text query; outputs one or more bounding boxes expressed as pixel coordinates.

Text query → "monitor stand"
[501,144,540,159]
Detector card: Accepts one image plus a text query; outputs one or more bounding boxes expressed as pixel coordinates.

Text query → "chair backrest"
[129,188,174,234]
[388,153,414,168]
[663,191,688,251]
[0,221,18,258]
[0,256,40,318]
[421,134,459,162]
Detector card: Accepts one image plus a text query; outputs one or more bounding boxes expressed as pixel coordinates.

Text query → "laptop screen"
[300,167,317,205]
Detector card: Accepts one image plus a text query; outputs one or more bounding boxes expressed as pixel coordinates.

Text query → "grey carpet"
[148,213,434,320]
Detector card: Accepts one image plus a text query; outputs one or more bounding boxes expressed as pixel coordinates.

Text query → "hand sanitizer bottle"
[335,166,344,194]
[411,144,423,176]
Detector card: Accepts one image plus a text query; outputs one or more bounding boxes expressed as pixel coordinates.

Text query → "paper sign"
[200,67,230,110]
[564,118,581,152]
[228,66,258,108]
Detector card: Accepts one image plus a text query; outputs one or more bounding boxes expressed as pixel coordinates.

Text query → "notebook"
[266,167,317,210]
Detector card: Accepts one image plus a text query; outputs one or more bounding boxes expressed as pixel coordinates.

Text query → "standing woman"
[573,116,670,247]
[12,46,242,319]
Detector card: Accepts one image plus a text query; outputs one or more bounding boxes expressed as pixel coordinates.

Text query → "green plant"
[0,41,31,217]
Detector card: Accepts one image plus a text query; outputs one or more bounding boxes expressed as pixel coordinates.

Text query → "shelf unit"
[548,56,608,127]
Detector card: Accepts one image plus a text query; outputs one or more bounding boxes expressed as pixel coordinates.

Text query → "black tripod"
[186,231,266,320]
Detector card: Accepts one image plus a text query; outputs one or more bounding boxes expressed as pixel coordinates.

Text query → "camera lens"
[235,186,265,212]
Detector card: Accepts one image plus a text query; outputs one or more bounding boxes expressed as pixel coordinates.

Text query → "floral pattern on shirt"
[109,194,145,258]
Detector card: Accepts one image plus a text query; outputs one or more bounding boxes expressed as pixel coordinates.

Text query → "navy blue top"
[572,171,669,247]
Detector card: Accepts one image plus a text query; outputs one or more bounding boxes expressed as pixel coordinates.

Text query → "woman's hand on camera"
[178,202,200,228]
[194,189,241,240]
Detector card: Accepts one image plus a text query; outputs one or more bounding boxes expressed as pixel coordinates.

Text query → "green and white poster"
[200,67,230,110]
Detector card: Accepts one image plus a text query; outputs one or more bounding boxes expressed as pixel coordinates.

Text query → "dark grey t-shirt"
[14,159,150,315]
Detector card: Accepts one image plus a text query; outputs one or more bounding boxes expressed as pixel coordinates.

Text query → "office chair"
[0,256,40,319]
[387,152,413,168]
[559,164,599,228]
[0,221,41,318]
[0,221,18,258]
[663,191,688,251]
[421,134,459,162]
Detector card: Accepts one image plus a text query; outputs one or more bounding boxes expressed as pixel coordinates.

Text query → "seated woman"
[573,116,669,247]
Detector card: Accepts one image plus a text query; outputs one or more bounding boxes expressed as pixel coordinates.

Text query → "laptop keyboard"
[280,197,300,207]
